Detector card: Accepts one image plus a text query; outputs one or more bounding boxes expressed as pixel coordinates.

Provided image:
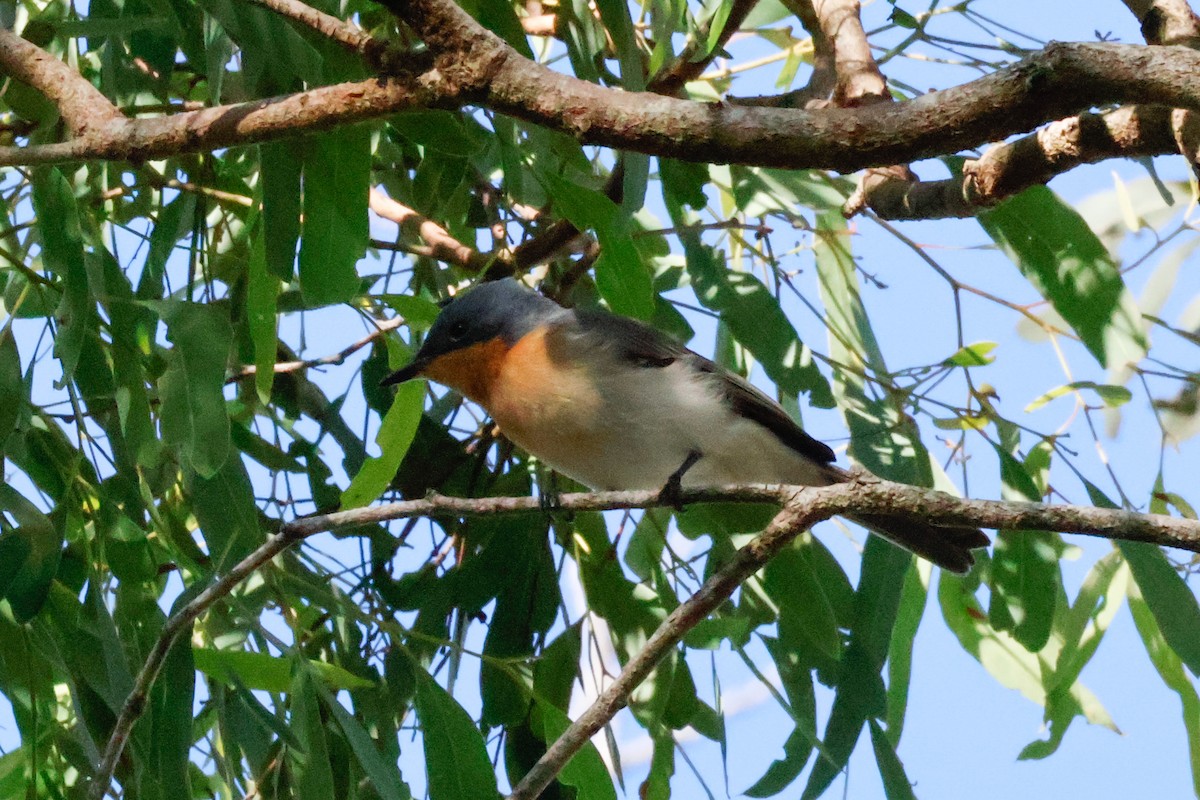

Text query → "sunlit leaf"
[979,186,1148,369]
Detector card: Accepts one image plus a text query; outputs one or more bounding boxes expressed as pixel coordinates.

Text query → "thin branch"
[649,0,762,93]
[0,27,123,137]
[88,476,1200,798]
[0,71,436,167]
[369,189,506,273]
[242,0,410,71]
[224,317,403,384]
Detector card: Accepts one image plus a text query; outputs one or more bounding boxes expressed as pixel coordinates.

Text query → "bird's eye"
[447,321,469,342]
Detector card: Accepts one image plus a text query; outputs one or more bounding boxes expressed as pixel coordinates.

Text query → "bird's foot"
[657,450,702,512]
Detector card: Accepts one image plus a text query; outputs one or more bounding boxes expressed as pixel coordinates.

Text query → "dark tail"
[847,513,990,574]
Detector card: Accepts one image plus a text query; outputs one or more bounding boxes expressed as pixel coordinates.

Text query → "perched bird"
[383,278,988,573]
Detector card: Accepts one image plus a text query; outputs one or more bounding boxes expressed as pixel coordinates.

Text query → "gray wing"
[574,309,836,466]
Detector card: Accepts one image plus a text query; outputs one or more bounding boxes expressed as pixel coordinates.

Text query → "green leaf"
[886,562,927,743]
[291,670,336,800]
[978,186,1148,368]
[324,683,414,800]
[149,616,196,795]
[744,727,812,797]
[539,170,655,319]
[341,380,424,509]
[942,341,997,367]
[1025,381,1133,412]
[690,249,834,407]
[0,485,62,622]
[989,447,1059,652]
[160,302,233,478]
[194,649,376,692]
[378,294,443,330]
[0,328,22,447]
[186,453,263,570]
[247,223,279,404]
[299,130,369,306]
[262,140,303,280]
[415,673,499,800]
[763,539,841,660]
[1119,540,1200,676]
[31,166,92,381]
[1128,584,1200,796]
[868,720,918,800]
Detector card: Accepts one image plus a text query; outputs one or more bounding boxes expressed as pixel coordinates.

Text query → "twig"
[649,0,762,93]
[369,189,507,273]
[88,477,1200,799]
[242,0,409,71]
[224,317,403,384]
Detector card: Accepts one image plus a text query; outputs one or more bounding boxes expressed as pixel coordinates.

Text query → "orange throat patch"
[419,337,511,405]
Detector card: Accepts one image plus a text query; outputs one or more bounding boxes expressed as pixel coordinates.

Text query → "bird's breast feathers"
[487,325,609,461]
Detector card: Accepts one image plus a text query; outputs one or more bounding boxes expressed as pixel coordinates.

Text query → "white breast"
[528,358,833,491]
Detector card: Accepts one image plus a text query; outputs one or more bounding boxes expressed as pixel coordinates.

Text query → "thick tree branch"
[0,28,123,138]
[810,0,889,106]
[1123,0,1200,46]
[377,0,1200,171]
[863,105,1181,219]
[88,476,1200,799]
[0,74,437,167]
[3,0,1200,185]
[857,0,1200,217]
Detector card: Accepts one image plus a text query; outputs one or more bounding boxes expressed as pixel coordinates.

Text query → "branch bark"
[810,0,889,106]
[0,28,123,138]
[856,0,1200,217]
[1,7,1199,180]
[862,105,1181,219]
[1123,0,1200,46]
[87,476,1200,799]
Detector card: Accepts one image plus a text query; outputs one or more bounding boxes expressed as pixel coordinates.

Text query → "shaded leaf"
[415,673,499,800]
[160,302,233,478]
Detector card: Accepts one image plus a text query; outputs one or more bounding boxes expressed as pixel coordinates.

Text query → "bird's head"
[381,278,561,401]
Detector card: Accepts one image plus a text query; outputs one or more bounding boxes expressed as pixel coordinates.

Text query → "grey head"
[381,278,564,385]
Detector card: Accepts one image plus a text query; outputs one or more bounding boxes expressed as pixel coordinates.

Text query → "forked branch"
[88,477,1200,799]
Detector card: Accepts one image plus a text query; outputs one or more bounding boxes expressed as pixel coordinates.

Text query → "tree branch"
[0,27,123,138]
[649,0,762,93]
[243,0,407,70]
[862,104,1181,219]
[4,0,1200,187]
[809,0,889,106]
[1122,0,1200,46]
[0,73,438,167]
[87,475,1200,799]
[225,316,403,384]
[369,189,507,273]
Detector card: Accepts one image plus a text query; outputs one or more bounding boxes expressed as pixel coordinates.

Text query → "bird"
[382,278,989,573]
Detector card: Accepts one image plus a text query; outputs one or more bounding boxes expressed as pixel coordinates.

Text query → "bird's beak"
[380,357,428,387]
